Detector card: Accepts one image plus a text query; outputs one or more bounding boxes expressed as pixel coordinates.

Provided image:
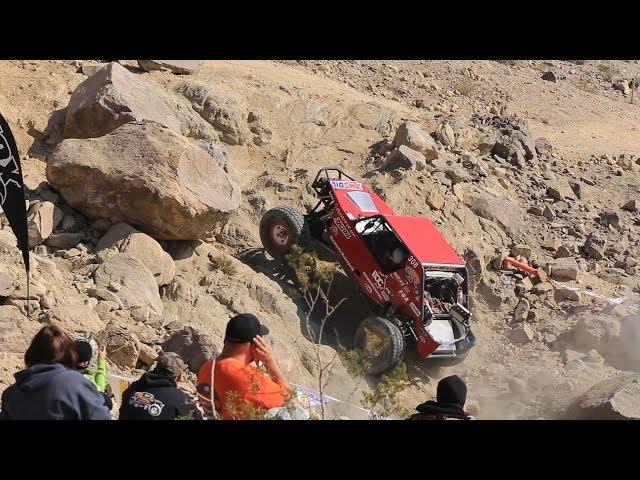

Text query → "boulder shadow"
[27,107,67,160]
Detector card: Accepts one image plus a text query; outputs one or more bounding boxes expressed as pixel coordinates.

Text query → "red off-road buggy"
[260,168,475,374]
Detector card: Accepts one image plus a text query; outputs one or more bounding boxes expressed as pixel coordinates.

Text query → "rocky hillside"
[1,59,639,419]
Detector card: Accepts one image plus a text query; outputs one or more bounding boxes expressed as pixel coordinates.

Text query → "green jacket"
[83,358,107,393]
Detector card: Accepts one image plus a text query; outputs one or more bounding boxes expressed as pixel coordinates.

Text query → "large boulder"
[568,375,640,419]
[0,305,41,354]
[45,232,84,250]
[93,253,163,315]
[0,273,14,297]
[137,60,203,75]
[583,232,607,260]
[26,201,64,248]
[100,324,141,369]
[391,121,438,160]
[42,305,106,334]
[571,315,620,352]
[549,257,580,280]
[462,191,524,238]
[96,223,175,286]
[47,121,241,240]
[434,122,456,149]
[381,145,427,172]
[545,179,576,202]
[162,325,218,373]
[177,82,247,145]
[63,62,181,139]
[349,101,395,135]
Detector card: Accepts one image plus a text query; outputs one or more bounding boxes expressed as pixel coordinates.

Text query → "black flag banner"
[0,112,30,275]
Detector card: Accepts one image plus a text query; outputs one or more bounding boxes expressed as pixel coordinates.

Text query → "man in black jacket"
[408,375,473,420]
[119,352,203,420]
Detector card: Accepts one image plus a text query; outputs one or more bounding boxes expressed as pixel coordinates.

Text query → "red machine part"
[501,256,540,278]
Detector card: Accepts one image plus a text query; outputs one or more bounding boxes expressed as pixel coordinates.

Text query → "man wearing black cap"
[197,313,290,420]
[408,375,474,420]
[119,352,203,420]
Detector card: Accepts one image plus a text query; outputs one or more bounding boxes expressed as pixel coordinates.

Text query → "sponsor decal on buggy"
[330,180,363,190]
[333,215,352,240]
[391,271,407,287]
[362,272,387,301]
[360,272,376,295]
[371,270,392,301]
[399,288,410,303]
[330,234,357,274]
[130,391,165,417]
[409,302,422,318]
[404,265,421,286]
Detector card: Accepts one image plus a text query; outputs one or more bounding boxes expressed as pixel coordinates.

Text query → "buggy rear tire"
[354,316,404,375]
[259,206,310,260]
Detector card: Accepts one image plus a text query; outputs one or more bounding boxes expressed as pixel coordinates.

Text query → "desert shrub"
[597,63,621,81]
[208,254,237,276]
[456,78,479,97]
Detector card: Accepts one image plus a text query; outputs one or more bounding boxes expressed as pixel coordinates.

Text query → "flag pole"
[26,262,30,318]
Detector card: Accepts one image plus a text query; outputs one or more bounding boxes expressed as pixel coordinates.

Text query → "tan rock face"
[137,60,203,75]
[162,325,218,373]
[42,305,106,334]
[100,324,141,369]
[47,121,241,240]
[26,201,63,248]
[568,375,640,419]
[391,121,438,160]
[63,62,181,139]
[96,223,175,286]
[94,253,163,315]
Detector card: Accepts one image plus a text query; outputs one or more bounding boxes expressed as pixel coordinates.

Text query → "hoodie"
[0,364,112,420]
[407,400,473,420]
[119,369,203,420]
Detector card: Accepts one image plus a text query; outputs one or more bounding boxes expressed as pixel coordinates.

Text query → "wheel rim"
[270,221,291,251]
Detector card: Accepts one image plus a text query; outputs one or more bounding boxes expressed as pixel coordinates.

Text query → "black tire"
[259,206,310,259]
[353,316,404,375]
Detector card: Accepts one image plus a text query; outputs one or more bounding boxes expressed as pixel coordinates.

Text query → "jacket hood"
[136,370,178,389]
[415,400,471,420]
[14,364,69,392]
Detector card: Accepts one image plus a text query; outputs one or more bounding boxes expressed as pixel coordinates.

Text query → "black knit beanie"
[74,340,93,370]
[436,375,467,406]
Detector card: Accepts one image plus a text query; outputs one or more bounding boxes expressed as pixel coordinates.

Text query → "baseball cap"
[224,313,269,343]
[154,352,187,377]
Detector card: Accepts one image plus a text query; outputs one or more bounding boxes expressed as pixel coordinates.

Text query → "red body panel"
[385,216,464,266]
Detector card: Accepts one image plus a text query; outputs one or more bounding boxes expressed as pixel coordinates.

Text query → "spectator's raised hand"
[252,335,275,366]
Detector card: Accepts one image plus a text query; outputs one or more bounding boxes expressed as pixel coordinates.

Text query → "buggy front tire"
[353,316,404,375]
[259,206,310,260]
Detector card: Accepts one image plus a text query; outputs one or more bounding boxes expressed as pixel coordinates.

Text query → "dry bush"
[456,78,479,97]
[597,63,621,81]
[208,254,237,276]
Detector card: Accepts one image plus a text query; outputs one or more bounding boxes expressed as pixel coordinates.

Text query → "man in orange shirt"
[197,314,290,419]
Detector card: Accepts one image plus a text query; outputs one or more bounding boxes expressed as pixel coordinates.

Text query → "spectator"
[407,375,473,420]
[197,313,291,420]
[119,352,203,420]
[0,325,111,420]
[73,339,112,410]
